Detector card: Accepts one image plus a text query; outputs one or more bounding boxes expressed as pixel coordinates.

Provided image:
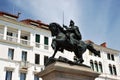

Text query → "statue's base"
[45,56,89,67]
[36,61,100,80]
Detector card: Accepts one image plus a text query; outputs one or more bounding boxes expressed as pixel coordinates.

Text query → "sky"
[0,0,120,51]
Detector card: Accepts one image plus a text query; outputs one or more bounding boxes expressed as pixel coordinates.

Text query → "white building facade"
[83,42,120,80]
[0,11,120,80]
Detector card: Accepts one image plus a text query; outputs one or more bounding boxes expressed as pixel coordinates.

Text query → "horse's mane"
[50,23,65,33]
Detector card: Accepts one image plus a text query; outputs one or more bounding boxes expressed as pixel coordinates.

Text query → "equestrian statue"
[48,20,100,63]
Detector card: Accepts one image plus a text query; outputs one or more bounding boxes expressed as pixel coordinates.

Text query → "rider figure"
[63,20,82,45]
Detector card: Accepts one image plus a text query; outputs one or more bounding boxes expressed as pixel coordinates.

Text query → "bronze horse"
[49,23,100,63]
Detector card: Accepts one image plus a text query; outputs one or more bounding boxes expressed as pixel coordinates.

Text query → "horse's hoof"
[49,57,54,59]
[80,60,84,63]
[76,59,84,64]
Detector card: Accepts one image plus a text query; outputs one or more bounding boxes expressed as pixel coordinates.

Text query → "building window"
[44,56,49,65]
[109,64,117,75]
[34,75,39,80]
[99,62,103,73]
[8,48,14,60]
[7,32,13,41]
[5,71,12,80]
[90,60,103,73]
[90,60,94,70]
[113,65,117,75]
[35,34,40,48]
[35,54,40,64]
[7,32,13,36]
[22,51,27,62]
[107,53,115,61]
[107,53,110,60]
[20,73,26,80]
[44,37,49,49]
[44,37,48,45]
[35,34,40,43]
[21,36,28,40]
[95,61,98,72]
[98,52,101,57]
[111,54,114,61]
[109,64,113,75]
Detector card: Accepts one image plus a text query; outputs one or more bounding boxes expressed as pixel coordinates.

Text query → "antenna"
[62,11,64,26]
[17,12,21,17]
[12,4,15,14]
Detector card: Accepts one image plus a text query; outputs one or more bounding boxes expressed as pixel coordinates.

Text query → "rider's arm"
[63,25,68,29]
[66,27,76,32]
[74,26,82,40]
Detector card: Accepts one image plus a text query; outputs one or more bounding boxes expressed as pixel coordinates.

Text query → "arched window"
[111,54,114,61]
[107,53,110,60]
[90,60,94,70]
[109,64,113,75]
[95,61,98,72]
[113,65,117,75]
[99,62,103,73]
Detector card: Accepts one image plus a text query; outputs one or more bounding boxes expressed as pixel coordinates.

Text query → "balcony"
[6,35,18,43]
[20,30,30,46]
[35,42,41,48]
[44,44,49,50]
[0,33,31,46]
[20,39,30,46]
[20,61,29,69]
[0,33,4,40]
[35,43,49,49]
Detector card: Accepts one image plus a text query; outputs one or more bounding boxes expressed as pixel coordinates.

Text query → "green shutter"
[36,34,40,43]
[44,37,48,45]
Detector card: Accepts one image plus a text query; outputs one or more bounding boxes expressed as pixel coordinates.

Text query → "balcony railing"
[0,34,31,46]
[20,61,29,69]
[35,43,53,51]
[6,35,18,43]
[35,42,40,48]
[0,33,4,40]
[0,33,52,49]
[20,39,30,46]
[44,44,49,50]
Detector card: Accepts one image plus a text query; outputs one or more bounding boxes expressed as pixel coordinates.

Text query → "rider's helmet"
[70,20,74,27]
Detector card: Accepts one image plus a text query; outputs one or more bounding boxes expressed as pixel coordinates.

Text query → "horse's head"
[49,23,64,36]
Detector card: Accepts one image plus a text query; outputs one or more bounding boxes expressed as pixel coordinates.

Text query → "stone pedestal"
[37,61,100,80]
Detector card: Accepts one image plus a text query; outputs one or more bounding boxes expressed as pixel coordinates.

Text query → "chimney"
[85,40,94,44]
[37,20,41,22]
[17,12,21,18]
[100,42,107,47]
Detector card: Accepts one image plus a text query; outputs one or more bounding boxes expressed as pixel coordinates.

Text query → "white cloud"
[10,0,81,25]
[9,0,120,51]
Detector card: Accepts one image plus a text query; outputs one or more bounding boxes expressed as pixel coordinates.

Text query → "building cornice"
[0,58,44,68]
[93,44,120,54]
[0,38,33,48]
[0,11,18,19]
[21,19,49,30]
[0,16,49,31]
